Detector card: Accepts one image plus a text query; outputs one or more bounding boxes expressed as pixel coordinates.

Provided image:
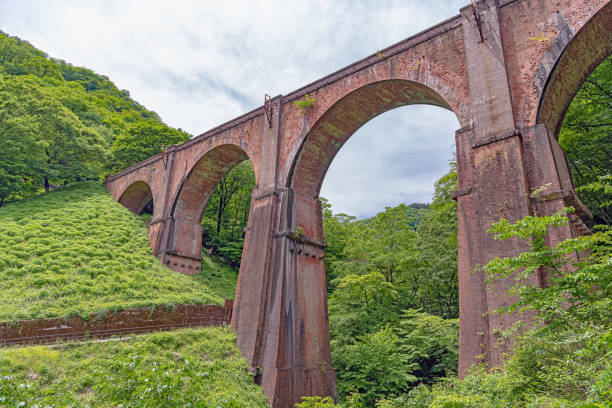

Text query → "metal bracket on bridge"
[264,94,273,128]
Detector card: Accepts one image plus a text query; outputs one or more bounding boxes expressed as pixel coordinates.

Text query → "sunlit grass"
[0,327,269,407]
[0,182,232,322]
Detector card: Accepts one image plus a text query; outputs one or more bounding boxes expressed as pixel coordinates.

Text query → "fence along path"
[0,301,233,347]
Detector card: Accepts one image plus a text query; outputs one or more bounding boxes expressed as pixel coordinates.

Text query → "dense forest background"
[0,31,610,407]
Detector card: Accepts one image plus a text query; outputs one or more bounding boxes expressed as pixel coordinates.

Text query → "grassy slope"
[199,255,239,301]
[0,327,269,407]
[0,182,238,322]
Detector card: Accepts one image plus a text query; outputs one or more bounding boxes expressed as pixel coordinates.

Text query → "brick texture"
[104,1,611,405]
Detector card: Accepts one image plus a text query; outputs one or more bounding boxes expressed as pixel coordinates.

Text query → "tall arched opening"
[256,79,466,406]
[161,144,256,276]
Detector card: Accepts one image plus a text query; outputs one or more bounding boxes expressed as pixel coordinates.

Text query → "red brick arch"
[288,78,464,199]
[536,2,612,135]
[161,143,255,274]
[117,180,156,216]
[103,1,610,405]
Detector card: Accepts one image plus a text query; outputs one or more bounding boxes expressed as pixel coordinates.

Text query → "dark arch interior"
[289,79,455,198]
[118,180,153,216]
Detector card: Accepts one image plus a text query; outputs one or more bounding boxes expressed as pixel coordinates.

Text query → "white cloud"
[0,0,466,216]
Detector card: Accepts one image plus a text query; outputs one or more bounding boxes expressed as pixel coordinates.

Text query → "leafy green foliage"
[397,310,458,383]
[0,75,107,197]
[389,208,611,407]
[110,121,189,173]
[329,272,399,340]
[296,396,338,408]
[0,327,270,407]
[0,30,190,203]
[413,165,458,318]
[559,55,612,225]
[294,93,317,110]
[323,165,460,404]
[334,327,417,405]
[202,161,256,267]
[483,207,611,330]
[0,182,229,322]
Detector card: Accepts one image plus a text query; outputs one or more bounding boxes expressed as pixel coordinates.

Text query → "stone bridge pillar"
[233,96,336,406]
[262,187,336,407]
[147,145,180,260]
[457,0,536,374]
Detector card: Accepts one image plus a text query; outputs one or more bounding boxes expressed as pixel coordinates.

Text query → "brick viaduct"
[104,0,611,406]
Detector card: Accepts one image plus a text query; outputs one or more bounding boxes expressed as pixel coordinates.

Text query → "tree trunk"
[216,196,224,233]
[44,177,50,192]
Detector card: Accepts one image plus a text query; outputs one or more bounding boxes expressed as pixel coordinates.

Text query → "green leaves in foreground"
[482,207,612,330]
[0,327,270,407]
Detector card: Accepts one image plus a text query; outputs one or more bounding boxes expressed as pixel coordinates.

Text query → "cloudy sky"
[0,0,465,218]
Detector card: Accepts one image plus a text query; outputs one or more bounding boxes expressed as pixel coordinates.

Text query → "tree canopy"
[0,30,190,205]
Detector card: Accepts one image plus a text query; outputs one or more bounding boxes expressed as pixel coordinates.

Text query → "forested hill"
[0,30,189,205]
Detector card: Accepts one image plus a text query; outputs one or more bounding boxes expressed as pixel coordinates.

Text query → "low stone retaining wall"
[0,300,233,346]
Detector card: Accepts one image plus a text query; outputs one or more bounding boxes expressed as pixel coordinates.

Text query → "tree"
[396,310,458,383]
[0,115,41,205]
[483,206,611,331]
[320,197,356,289]
[390,207,611,408]
[110,121,189,172]
[328,272,399,341]
[413,164,459,318]
[332,204,419,288]
[333,327,417,406]
[201,161,256,266]
[0,75,107,194]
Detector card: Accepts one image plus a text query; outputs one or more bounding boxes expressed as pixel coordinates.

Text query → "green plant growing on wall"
[294,93,316,110]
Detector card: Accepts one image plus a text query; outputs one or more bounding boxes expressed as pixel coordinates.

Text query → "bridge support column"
[457,0,592,375]
[158,218,203,275]
[260,188,336,407]
[147,144,180,259]
[234,94,336,406]
[458,0,536,374]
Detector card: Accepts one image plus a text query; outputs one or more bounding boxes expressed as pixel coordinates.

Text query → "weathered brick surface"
[0,303,232,347]
[104,1,610,405]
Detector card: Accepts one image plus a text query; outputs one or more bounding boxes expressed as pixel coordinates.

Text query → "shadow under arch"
[537,1,612,137]
[118,180,153,215]
[162,144,255,275]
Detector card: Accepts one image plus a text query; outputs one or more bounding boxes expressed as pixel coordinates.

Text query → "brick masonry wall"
[0,301,233,347]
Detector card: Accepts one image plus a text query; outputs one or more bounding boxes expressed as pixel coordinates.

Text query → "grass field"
[0,182,238,322]
[0,327,269,407]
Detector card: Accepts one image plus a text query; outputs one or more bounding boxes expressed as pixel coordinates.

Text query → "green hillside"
[0,327,269,407]
[0,30,190,205]
[0,182,237,322]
